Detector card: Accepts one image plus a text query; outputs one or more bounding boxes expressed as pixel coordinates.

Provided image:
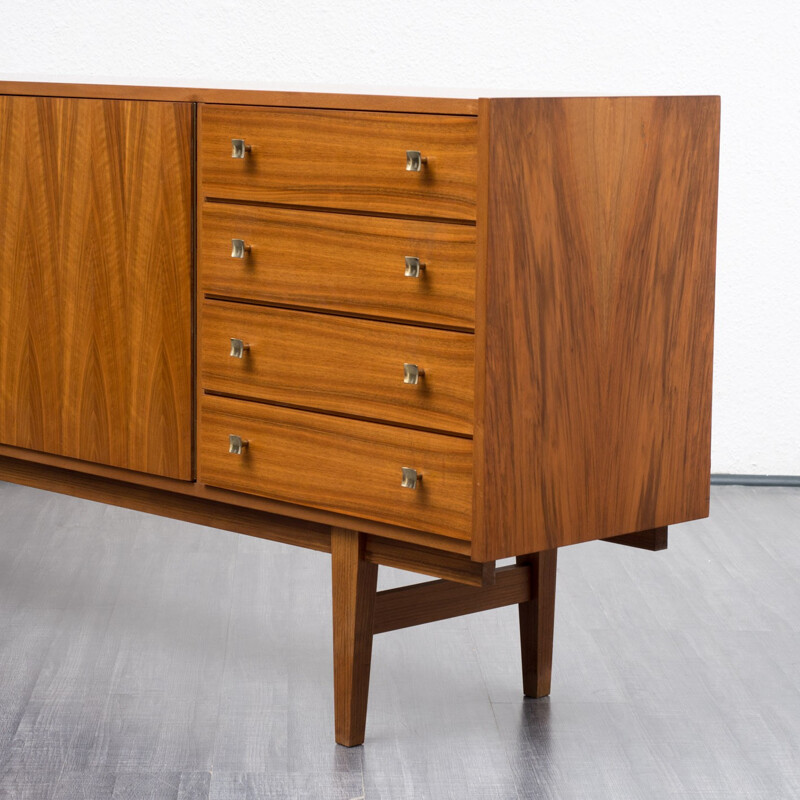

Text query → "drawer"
[200,203,476,329]
[200,395,473,540]
[200,105,478,220]
[201,300,474,435]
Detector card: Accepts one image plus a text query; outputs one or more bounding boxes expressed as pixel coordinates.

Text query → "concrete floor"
[0,482,798,799]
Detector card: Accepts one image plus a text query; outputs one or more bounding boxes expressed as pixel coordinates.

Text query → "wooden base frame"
[331,529,558,747]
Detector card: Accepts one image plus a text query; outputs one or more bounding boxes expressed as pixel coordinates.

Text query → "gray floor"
[0,483,799,800]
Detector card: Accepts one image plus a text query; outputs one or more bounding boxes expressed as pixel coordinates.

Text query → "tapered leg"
[331,527,379,747]
[517,548,558,698]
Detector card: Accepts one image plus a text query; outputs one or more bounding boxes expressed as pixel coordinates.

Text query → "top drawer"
[199,105,478,220]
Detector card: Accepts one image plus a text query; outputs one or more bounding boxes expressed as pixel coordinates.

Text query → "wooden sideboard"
[0,81,720,746]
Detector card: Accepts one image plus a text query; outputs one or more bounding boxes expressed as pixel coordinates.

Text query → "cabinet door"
[0,96,193,480]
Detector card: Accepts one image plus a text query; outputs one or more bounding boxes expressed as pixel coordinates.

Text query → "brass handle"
[229,435,249,455]
[403,363,424,385]
[231,239,251,259]
[401,467,421,489]
[230,338,250,358]
[404,256,426,278]
[406,150,427,171]
[231,139,252,158]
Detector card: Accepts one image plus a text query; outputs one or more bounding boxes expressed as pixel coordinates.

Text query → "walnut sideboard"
[0,81,720,746]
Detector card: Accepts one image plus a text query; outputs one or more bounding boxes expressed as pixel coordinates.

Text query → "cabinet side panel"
[473,97,720,560]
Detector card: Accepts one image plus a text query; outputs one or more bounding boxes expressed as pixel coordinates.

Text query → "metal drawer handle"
[231,138,252,158]
[229,435,249,455]
[403,363,424,385]
[404,256,426,278]
[401,467,421,489]
[231,239,251,259]
[406,150,427,171]
[230,338,250,358]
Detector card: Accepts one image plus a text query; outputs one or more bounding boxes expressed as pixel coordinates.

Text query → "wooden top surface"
[0,80,479,115]
[0,81,719,116]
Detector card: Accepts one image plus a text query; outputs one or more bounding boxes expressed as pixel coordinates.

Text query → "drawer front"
[200,203,476,329]
[201,300,475,435]
[200,105,478,220]
[200,395,473,540]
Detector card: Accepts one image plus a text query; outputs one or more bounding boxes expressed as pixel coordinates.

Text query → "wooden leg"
[517,548,558,698]
[331,527,379,747]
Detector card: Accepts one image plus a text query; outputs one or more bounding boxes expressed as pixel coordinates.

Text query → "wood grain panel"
[200,105,477,220]
[200,395,473,540]
[201,300,475,435]
[0,96,193,479]
[200,203,476,328]
[0,80,479,115]
[0,95,62,455]
[473,96,720,560]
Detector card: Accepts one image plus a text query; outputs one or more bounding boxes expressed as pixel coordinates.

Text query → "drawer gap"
[202,390,475,440]
[203,197,478,227]
[201,294,476,334]
[202,101,479,117]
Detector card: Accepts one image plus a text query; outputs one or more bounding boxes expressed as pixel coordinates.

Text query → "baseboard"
[711,474,800,487]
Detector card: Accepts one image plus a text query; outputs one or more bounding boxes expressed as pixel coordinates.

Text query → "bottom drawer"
[200,395,473,540]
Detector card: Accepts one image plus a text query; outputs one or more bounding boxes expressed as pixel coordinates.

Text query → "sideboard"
[0,81,720,746]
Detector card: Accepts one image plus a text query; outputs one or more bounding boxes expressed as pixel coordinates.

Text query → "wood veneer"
[200,203,477,329]
[473,96,720,560]
[201,299,475,435]
[199,394,474,539]
[0,95,193,479]
[200,105,478,220]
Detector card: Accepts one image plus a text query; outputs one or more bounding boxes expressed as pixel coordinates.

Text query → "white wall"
[2,0,798,475]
